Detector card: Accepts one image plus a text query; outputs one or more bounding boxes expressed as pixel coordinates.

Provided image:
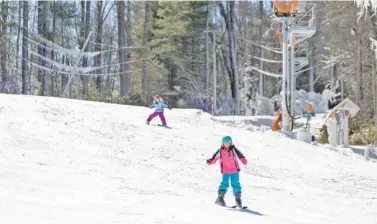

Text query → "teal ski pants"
[218,172,241,195]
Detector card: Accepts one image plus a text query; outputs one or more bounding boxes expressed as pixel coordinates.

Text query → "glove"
[206,159,212,165]
[240,158,247,165]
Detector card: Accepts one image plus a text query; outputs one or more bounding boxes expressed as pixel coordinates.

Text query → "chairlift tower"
[273,0,316,132]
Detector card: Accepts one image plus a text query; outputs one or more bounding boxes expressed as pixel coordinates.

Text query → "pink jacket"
[207,145,247,174]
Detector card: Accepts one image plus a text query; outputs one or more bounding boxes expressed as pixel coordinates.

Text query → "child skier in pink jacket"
[206,136,247,207]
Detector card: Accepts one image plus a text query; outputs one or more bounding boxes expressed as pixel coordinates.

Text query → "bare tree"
[116,1,128,97]
[80,0,91,99]
[142,0,150,101]
[126,0,133,92]
[37,1,51,96]
[22,1,29,94]
[205,3,210,92]
[95,0,104,93]
[0,1,8,85]
[219,1,240,114]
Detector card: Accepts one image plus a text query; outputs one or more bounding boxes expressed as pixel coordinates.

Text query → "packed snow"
[211,112,326,138]
[1,94,377,224]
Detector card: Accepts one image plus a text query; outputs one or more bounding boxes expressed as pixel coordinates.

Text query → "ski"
[146,123,172,129]
[216,203,247,210]
[230,205,248,209]
[157,124,172,129]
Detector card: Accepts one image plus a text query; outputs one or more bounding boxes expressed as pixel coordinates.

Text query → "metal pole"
[308,46,314,92]
[62,31,93,97]
[290,25,296,115]
[212,31,217,116]
[356,31,361,106]
[282,19,289,131]
[259,2,264,97]
[341,78,344,101]
[343,110,349,148]
[259,41,264,97]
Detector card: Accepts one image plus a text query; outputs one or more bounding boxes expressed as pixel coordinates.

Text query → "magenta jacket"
[207,145,247,174]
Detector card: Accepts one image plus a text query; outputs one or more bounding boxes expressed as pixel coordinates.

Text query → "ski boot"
[146,121,150,125]
[235,192,242,208]
[215,190,226,206]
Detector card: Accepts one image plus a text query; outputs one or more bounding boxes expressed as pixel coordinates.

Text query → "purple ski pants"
[147,112,167,125]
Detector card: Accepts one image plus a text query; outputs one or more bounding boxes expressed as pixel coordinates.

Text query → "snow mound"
[0,94,377,224]
[266,89,339,116]
[211,115,275,132]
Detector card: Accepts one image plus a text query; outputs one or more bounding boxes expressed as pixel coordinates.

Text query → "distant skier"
[146,94,171,127]
[202,99,211,113]
[206,136,248,208]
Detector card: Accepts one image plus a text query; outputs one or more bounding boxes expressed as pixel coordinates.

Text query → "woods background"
[1,0,376,144]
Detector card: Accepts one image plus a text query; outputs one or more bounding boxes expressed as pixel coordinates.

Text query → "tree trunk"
[43,1,51,96]
[80,0,90,100]
[259,1,264,97]
[105,22,116,99]
[191,13,195,75]
[0,1,8,84]
[205,3,210,92]
[117,1,128,97]
[37,1,50,96]
[22,1,29,94]
[219,2,240,114]
[372,53,376,136]
[95,0,104,93]
[51,1,57,96]
[16,1,22,72]
[126,0,133,92]
[60,11,70,98]
[142,0,150,102]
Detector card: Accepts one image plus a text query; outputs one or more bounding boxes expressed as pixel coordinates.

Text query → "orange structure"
[306,104,313,113]
[272,111,283,131]
[272,0,301,15]
[272,109,297,131]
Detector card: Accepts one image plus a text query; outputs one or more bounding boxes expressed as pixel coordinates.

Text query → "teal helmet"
[222,136,232,143]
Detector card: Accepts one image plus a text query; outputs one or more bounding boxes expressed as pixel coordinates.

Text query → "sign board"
[326,98,360,119]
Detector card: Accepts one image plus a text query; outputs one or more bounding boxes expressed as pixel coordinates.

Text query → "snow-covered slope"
[1,94,377,224]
